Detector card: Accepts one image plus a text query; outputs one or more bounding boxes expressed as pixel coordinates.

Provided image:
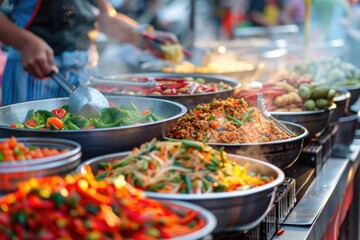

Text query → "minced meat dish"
[167,98,293,143]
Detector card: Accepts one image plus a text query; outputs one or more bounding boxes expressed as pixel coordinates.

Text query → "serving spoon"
[50,71,109,118]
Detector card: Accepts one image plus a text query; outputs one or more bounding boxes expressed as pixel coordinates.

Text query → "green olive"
[298,86,311,100]
[311,86,330,99]
[304,99,316,111]
[316,98,329,110]
[327,89,336,100]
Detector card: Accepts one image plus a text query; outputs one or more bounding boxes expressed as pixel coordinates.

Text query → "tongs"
[257,93,295,136]
[141,32,192,58]
[92,76,157,88]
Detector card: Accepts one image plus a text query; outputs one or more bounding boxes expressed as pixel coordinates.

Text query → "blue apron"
[2,0,98,105]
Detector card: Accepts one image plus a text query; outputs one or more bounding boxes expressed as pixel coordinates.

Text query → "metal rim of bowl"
[270,104,336,116]
[0,153,82,173]
[0,137,81,167]
[77,152,285,200]
[0,96,188,132]
[178,121,308,147]
[92,72,242,97]
[166,200,217,240]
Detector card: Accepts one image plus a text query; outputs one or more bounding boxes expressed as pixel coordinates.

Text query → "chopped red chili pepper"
[51,108,67,119]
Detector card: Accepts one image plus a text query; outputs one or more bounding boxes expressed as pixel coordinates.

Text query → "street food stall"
[1,1,360,240]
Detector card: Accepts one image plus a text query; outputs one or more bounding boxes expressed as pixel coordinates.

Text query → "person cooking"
[0,0,181,105]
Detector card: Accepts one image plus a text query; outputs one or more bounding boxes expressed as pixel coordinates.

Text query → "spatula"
[50,71,109,118]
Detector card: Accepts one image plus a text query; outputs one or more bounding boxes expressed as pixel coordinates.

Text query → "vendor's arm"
[97,0,138,43]
[0,13,56,78]
[97,0,181,62]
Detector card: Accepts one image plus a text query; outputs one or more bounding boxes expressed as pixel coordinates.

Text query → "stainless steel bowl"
[270,107,334,138]
[77,152,284,232]
[91,73,241,109]
[0,137,81,193]
[334,111,360,147]
[0,96,187,160]
[204,121,308,169]
[340,84,360,106]
[331,88,351,122]
[162,200,217,240]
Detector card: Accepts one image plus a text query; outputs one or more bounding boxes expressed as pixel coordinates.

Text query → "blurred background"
[1,0,360,104]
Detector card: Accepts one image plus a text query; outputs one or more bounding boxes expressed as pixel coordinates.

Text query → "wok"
[90,73,241,109]
[0,96,187,160]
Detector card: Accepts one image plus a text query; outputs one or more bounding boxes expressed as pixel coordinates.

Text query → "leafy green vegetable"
[33,110,55,125]
[67,116,90,128]
[100,108,127,124]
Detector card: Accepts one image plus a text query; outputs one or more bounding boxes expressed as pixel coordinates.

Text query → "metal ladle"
[50,71,109,118]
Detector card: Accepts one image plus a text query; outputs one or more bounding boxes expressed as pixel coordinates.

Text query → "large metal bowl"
[91,73,241,109]
[331,88,351,122]
[339,84,360,106]
[0,137,81,193]
[270,107,334,138]
[203,121,308,169]
[77,152,284,232]
[0,96,187,160]
[161,200,217,240]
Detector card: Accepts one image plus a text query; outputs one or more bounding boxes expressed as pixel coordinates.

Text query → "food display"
[93,139,274,194]
[95,76,232,96]
[0,172,212,239]
[167,98,293,143]
[9,101,164,130]
[235,72,337,112]
[0,136,69,162]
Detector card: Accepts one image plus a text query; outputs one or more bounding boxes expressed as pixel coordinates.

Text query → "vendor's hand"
[136,30,183,64]
[19,33,57,79]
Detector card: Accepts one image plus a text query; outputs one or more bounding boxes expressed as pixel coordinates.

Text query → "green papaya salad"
[9,101,164,130]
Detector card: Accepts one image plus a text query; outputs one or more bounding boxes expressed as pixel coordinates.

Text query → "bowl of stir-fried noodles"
[165,98,308,169]
[78,139,284,232]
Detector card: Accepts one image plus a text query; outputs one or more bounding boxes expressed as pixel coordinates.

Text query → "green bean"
[181,140,204,151]
[95,170,108,181]
[67,121,80,130]
[122,113,151,126]
[211,156,220,166]
[151,113,164,121]
[148,182,165,191]
[202,179,209,191]
[129,101,141,114]
[183,174,193,193]
[133,172,144,187]
[226,115,243,126]
[91,119,122,128]
[113,156,132,168]
[143,160,149,170]
[240,109,254,125]
[98,162,109,168]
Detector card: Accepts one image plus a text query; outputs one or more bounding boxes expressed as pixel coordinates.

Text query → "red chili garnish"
[25,119,38,127]
[51,108,67,119]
